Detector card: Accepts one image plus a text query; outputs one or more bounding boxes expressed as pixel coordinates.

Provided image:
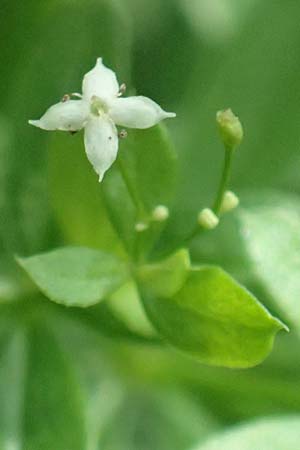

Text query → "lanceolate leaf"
[141,265,287,368]
[17,247,129,307]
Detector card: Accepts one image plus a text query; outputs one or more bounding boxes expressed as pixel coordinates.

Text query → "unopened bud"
[135,222,148,232]
[197,208,219,230]
[216,108,243,150]
[220,190,239,214]
[152,205,169,222]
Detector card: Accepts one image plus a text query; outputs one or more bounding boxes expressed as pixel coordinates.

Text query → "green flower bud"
[197,208,219,230]
[220,190,240,214]
[152,205,169,222]
[135,222,148,232]
[216,108,243,150]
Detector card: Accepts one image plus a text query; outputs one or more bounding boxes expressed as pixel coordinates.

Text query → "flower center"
[90,96,108,116]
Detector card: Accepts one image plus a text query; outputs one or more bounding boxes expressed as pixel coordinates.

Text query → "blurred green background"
[1,0,300,449]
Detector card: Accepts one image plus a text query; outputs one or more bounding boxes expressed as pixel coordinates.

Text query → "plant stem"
[181,147,234,246]
[212,147,233,215]
[116,155,148,263]
[116,156,145,217]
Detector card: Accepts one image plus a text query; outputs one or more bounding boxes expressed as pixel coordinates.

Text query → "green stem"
[116,155,148,263]
[180,147,234,247]
[212,147,233,215]
[116,156,145,217]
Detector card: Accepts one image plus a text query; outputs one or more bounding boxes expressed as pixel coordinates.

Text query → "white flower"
[29,58,176,181]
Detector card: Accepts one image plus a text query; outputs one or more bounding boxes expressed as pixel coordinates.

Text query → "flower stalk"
[180,108,243,247]
[212,147,234,215]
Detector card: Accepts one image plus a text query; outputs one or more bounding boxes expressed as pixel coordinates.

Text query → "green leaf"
[137,248,190,297]
[194,416,300,450]
[17,247,129,307]
[0,323,85,450]
[236,192,300,328]
[102,124,177,255]
[141,266,287,368]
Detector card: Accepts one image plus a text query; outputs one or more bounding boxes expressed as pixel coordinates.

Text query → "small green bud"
[135,222,148,232]
[216,108,243,150]
[197,208,219,230]
[220,190,240,214]
[152,205,169,222]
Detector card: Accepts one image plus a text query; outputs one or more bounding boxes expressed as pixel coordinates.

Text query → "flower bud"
[152,205,169,222]
[135,222,149,232]
[220,190,239,214]
[197,208,219,230]
[216,108,243,150]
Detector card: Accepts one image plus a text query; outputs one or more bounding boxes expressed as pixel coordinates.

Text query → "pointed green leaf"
[141,266,287,368]
[17,247,129,307]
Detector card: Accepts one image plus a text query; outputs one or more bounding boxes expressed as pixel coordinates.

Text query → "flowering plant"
[2,2,300,448]
[22,59,287,369]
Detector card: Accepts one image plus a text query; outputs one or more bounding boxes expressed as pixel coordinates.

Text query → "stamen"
[61,94,70,102]
[118,83,127,97]
[61,93,82,102]
[71,92,82,99]
[118,129,128,139]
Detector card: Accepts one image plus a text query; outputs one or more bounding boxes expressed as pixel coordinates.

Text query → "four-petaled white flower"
[29,58,176,181]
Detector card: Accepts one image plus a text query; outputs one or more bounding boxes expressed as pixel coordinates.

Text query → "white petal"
[108,96,176,129]
[28,100,89,131]
[84,116,118,182]
[82,58,119,102]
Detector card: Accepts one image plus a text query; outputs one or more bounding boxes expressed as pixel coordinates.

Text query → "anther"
[118,83,127,97]
[118,129,128,139]
[70,92,82,99]
[61,94,70,102]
